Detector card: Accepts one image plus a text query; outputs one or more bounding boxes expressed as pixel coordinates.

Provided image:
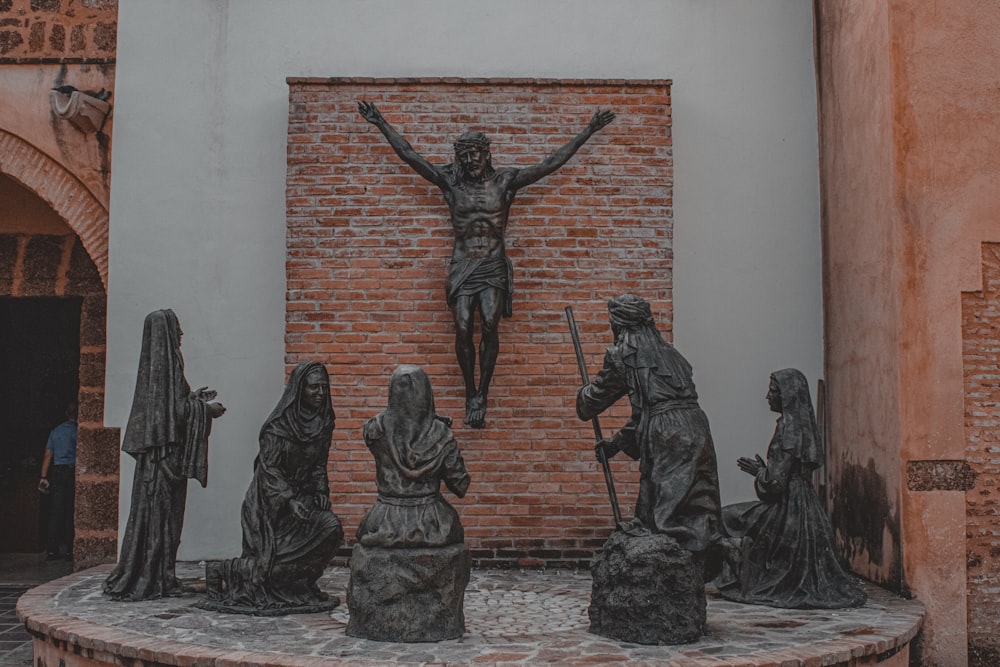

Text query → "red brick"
[962,242,1000,655]
[287,78,670,562]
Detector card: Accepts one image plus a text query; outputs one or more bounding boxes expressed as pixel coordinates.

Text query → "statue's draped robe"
[577,326,721,554]
[717,369,866,609]
[104,309,213,601]
[212,361,342,610]
[357,365,470,548]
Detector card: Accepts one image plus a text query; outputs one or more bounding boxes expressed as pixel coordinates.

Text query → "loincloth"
[446,254,513,317]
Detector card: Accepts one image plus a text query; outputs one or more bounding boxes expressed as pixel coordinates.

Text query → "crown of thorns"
[453,131,490,151]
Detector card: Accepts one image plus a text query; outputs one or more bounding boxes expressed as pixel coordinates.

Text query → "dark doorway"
[0,297,80,553]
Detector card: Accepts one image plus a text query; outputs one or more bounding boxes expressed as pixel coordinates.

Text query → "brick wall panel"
[962,242,1000,658]
[287,78,672,564]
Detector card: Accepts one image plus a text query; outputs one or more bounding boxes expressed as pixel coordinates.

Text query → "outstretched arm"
[358,101,447,190]
[510,109,615,190]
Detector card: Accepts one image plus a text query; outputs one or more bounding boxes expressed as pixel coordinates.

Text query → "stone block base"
[346,542,470,642]
[589,530,706,644]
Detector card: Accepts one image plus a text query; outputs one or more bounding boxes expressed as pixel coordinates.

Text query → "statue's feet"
[464,394,487,429]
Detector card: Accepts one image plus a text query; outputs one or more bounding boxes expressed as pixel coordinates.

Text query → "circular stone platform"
[18,563,923,666]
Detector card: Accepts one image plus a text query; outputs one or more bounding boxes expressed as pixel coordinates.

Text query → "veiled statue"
[104,309,226,601]
[347,364,471,642]
[716,368,866,609]
[202,361,342,615]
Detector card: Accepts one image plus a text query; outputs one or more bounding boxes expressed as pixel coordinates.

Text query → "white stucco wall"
[108,0,822,558]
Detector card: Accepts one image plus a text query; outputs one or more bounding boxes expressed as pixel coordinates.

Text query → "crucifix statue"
[358,101,615,428]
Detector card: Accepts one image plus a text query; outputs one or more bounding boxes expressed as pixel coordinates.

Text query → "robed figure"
[716,369,867,608]
[576,295,722,555]
[357,365,470,548]
[104,309,225,601]
[577,295,723,644]
[205,361,342,614]
[347,365,471,641]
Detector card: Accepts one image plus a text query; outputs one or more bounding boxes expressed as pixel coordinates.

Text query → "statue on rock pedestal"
[347,365,471,642]
[715,368,867,609]
[574,294,723,644]
[104,309,226,601]
[200,361,343,615]
[358,101,615,429]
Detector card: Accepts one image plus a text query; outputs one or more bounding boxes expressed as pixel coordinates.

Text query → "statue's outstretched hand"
[589,109,616,133]
[194,386,217,401]
[737,455,765,476]
[357,100,383,125]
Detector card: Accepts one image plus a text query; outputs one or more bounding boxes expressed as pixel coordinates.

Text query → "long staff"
[565,306,622,524]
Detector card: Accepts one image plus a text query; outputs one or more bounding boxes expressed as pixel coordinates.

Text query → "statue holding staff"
[358,101,615,428]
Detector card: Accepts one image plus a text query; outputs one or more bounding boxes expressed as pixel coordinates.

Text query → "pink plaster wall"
[817,0,903,586]
[0,64,113,207]
[819,1,1000,665]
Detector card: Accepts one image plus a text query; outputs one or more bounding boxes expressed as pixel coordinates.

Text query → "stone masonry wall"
[286,78,672,566]
[962,242,1000,666]
[0,232,117,568]
[0,0,116,61]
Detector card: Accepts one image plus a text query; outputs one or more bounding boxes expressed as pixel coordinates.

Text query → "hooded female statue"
[104,309,225,601]
[716,368,866,608]
[576,295,722,555]
[205,361,342,613]
[357,365,470,548]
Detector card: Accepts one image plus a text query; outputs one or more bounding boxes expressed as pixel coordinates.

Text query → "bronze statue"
[202,361,342,615]
[715,369,867,609]
[575,296,722,644]
[358,101,615,428]
[357,364,470,547]
[576,295,722,555]
[104,309,226,601]
[347,365,471,641]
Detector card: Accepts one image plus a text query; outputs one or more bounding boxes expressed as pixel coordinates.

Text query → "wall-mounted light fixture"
[50,85,112,134]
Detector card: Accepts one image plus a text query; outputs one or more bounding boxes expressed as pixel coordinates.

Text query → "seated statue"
[716,368,866,609]
[356,365,470,548]
[347,365,471,642]
[202,361,343,615]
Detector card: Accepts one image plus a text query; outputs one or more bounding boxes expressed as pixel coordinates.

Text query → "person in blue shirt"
[39,401,78,560]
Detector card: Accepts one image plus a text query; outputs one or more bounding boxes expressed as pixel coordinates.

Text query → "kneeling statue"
[715,368,866,609]
[201,361,343,615]
[347,365,471,642]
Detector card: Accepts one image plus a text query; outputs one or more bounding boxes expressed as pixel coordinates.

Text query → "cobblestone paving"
[19,563,924,666]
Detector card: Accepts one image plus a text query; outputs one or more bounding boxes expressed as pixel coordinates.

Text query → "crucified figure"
[358,101,615,428]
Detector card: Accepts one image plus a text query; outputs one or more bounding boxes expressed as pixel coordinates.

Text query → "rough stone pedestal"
[346,543,470,642]
[589,530,706,644]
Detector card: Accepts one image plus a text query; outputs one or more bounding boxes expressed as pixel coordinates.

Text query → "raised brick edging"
[17,564,923,667]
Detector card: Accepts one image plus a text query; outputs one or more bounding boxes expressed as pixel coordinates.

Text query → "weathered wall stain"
[830,458,903,588]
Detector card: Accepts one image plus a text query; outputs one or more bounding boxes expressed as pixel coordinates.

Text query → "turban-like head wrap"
[607,294,694,392]
[608,294,655,330]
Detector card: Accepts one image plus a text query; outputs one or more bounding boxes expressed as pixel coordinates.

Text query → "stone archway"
[0,136,118,568]
[0,129,109,288]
